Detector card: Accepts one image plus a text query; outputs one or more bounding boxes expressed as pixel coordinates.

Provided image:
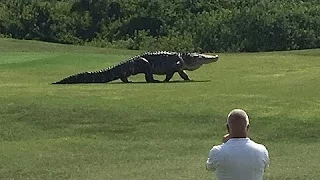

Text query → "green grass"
[0,38,320,179]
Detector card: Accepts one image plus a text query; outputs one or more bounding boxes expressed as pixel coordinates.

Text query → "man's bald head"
[226,109,250,134]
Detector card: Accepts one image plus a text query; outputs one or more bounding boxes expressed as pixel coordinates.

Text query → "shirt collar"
[226,138,250,143]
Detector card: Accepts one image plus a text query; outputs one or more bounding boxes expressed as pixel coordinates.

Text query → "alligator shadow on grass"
[50,80,211,85]
[109,79,211,84]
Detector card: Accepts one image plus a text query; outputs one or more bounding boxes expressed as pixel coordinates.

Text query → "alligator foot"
[151,79,161,83]
[146,79,161,83]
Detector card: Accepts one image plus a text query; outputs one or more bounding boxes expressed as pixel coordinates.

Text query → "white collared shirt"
[206,138,269,180]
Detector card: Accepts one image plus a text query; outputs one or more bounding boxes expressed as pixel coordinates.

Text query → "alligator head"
[181,53,219,71]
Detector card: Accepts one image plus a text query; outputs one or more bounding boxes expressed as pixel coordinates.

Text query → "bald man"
[206,109,269,180]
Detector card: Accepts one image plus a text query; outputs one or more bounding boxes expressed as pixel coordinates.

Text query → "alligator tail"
[52,71,109,84]
[52,61,134,84]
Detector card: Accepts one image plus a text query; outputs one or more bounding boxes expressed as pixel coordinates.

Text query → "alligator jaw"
[182,53,219,71]
[199,54,219,64]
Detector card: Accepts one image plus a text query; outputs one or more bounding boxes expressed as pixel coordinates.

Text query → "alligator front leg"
[178,70,190,81]
[164,72,174,82]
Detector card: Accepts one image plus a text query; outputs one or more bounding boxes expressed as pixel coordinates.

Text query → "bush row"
[0,0,319,52]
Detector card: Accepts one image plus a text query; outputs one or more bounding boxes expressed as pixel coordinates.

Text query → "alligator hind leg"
[144,72,160,83]
[120,76,130,83]
[178,70,190,81]
[137,57,160,83]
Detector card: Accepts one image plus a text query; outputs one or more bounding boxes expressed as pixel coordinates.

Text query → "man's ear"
[246,124,250,131]
[226,125,230,133]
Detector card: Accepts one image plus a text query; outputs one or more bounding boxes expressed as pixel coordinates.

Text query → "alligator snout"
[201,54,219,64]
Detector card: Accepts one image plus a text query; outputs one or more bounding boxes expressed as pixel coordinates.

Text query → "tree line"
[0,0,319,52]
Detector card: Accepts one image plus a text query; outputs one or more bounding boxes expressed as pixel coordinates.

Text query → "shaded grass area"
[0,38,320,179]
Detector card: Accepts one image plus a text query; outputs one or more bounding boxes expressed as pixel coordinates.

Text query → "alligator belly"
[152,71,168,75]
[151,66,177,75]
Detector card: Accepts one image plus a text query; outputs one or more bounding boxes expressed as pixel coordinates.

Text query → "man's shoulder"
[208,144,224,160]
[248,139,268,152]
[210,144,224,153]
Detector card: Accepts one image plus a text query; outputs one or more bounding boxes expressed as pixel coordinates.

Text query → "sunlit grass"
[0,38,320,179]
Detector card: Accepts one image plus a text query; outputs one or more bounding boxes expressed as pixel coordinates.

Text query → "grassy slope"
[0,38,320,179]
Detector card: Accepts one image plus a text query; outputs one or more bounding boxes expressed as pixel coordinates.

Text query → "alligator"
[52,51,219,84]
